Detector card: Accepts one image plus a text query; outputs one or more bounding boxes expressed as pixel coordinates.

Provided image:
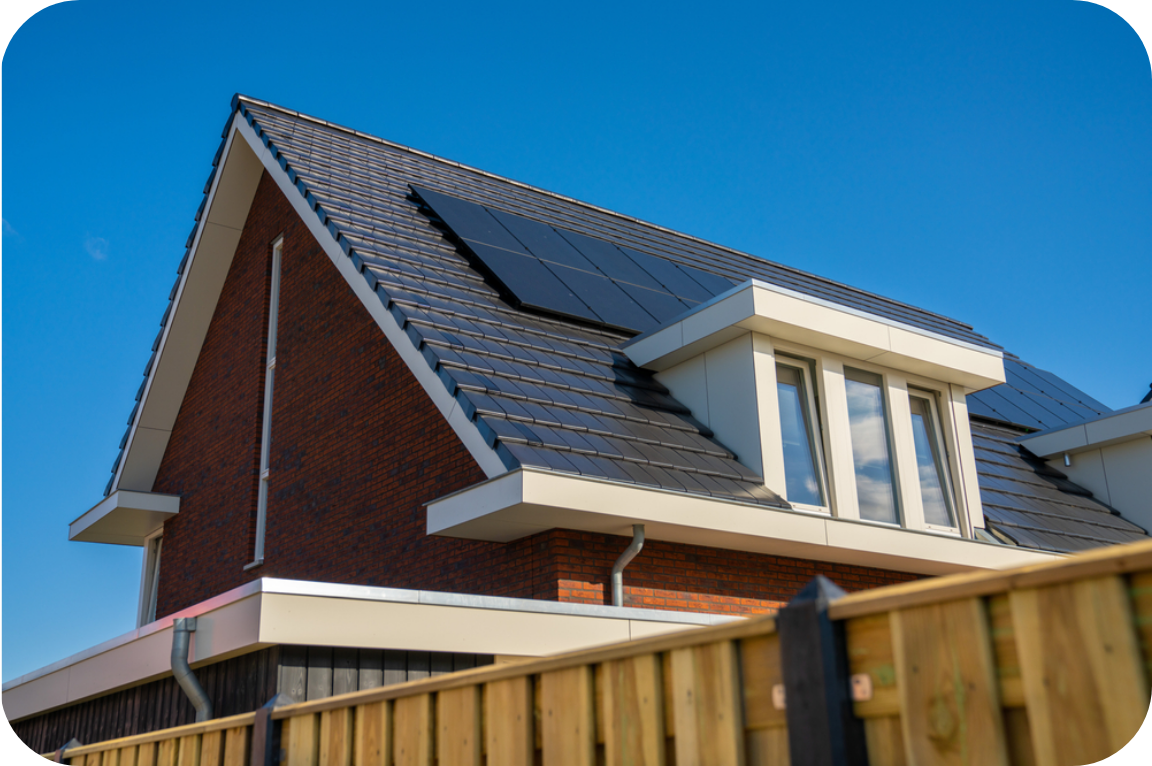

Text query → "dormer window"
[775,359,827,508]
[844,367,899,524]
[908,391,956,529]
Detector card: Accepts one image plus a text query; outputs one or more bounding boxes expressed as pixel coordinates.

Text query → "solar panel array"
[413,186,737,334]
[967,357,1112,432]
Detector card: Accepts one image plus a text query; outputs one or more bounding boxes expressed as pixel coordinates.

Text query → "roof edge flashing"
[623,280,1005,390]
[1018,400,1152,457]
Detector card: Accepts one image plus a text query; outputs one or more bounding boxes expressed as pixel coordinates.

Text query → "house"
[6,95,1148,753]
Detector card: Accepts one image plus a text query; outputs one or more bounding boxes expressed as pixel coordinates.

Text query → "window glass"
[909,394,955,527]
[145,536,162,624]
[844,368,899,523]
[776,362,824,506]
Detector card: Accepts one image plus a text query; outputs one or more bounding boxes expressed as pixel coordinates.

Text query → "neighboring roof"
[967,356,1112,432]
[105,95,1145,554]
[970,421,1147,552]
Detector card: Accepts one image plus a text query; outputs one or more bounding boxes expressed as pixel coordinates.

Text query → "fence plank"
[484,677,533,766]
[540,666,595,766]
[845,614,900,718]
[739,634,785,731]
[199,732,224,766]
[353,701,390,766]
[670,641,745,766]
[137,744,158,766]
[1129,570,1152,680]
[156,739,177,766]
[986,595,1024,708]
[745,728,789,766]
[436,686,481,766]
[890,598,1009,766]
[176,735,201,766]
[284,715,319,766]
[602,654,665,766]
[118,747,139,766]
[392,694,433,766]
[1011,575,1150,766]
[1003,708,1036,766]
[221,727,249,766]
[319,709,353,766]
[862,717,906,766]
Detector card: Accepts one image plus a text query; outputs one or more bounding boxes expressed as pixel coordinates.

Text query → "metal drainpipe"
[172,617,213,722]
[611,524,646,607]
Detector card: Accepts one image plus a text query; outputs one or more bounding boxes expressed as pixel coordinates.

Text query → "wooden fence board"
[435,686,480,766]
[284,715,319,766]
[1011,575,1150,766]
[1129,570,1152,679]
[199,731,224,766]
[119,746,139,766]
[845,614,900,718]
[745,728,789,766]
[156,739,177,766]
[863,717,906,766]
[1003,708,1036,766]
[890,598,1009,766]
[221,727,249,766]
[739,634,785,730]
[137,743,158,766]
[986,594,1024,708]
[176,735,201,766]
[670,641,744,766]
[484,677,533,766]
[391,695,432,766]
[601,654,665,766]
[352,702,390,766]
[319,709,353,766]
[540,666,595,766]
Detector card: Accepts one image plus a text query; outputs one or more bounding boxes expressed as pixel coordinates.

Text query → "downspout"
[172,617,213,722]
[611,524,646,607]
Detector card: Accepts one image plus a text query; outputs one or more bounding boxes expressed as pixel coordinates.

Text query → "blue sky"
[2,0,1149,685]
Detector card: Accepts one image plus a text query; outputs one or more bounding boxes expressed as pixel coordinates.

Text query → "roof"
[106,95,1147,554]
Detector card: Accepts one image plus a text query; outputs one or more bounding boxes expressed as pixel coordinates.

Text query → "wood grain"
[352,701,390,766]
[670,641,745,766]
[176,735,201,766]
[1011,575,1150,766]
[890,598,1009,766]
[221,727,249,766]
[540,666,595,766]
[744,727,789,766]
[863,717,906,766]
[739,634,785,731]
[484,678,533,766]
[391,695,432,766]
[845,613,901,718]
[436,687,480,766]
[319,708,353,766]
[284,715,319,766]
[601,654,665,766]
[986,595,1024,708]
[199,731,223,766]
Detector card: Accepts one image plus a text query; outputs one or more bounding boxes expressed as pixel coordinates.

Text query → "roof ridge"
[233,94,983,335]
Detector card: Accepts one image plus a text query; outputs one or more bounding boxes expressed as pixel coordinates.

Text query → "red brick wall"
[152,171,915,619]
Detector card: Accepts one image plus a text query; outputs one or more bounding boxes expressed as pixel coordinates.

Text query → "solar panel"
[412,185,737,333]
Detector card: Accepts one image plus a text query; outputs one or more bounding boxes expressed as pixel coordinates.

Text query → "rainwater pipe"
[172,617,213,722]
[611,524,646,607]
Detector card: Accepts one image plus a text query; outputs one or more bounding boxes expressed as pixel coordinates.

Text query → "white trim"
[1018,400,1152,457]
[623,280,1006,390]
[232,116,509,478]
[252,238,283,565]
[68,490,180,546]
[1,577,735,722]
[426,468,1061,575]
[135,530,164,628]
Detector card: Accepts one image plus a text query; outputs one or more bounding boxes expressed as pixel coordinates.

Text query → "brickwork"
[152,171,915,619]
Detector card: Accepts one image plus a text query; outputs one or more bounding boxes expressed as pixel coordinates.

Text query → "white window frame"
[773,354,831,513]
[136,529,163,627]
[765,337,972,537]
[248,237,283,569]
[907,388,960,534]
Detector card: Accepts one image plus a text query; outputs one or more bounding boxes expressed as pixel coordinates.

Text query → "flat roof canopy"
[68,490,180,546]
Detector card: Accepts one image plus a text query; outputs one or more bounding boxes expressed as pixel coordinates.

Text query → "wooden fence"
[48,538,1152,766]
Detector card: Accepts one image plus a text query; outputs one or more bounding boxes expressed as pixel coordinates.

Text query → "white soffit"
[113,117,265,493]
[1,578,729,722]
[1019,401,1152,457]
[623,280,1006,391]
[68,490,180,546]
[426,468,1061,575]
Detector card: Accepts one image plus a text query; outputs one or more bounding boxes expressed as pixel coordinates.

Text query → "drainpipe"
[172,617,213,722]
[611,524,646,607]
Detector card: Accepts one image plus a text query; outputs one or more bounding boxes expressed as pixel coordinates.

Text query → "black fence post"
[778,575,868,766]
[250,693,294,766]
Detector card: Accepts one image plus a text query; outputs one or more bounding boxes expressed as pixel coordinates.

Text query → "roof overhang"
[1019,401,1152,457]
[426,468,1060,575]
[1,578,732,722]
[68,490,180,546]
[623,280,1005,390]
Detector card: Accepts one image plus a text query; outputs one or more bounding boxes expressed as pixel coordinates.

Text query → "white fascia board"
[232,116,507,479]
[2,577,730,722]
[427,468,1062,575]
[112,117,265,493]
[68,491,180,546]
[623,280,1006,391]
[1019,401,1152,457]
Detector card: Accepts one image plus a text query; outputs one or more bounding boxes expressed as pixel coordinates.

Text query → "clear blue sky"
[2,0,1149,683]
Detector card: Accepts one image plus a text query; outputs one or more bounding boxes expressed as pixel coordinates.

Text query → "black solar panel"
[413,185,736,333]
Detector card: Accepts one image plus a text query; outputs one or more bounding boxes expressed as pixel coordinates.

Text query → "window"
[775,360,826,507]
[250,237,282,567]
[844,367,900,524]
[138,532,162,626]
[908,391,956,528]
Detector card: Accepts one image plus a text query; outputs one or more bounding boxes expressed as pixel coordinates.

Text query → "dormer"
[624,279,1006,539]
